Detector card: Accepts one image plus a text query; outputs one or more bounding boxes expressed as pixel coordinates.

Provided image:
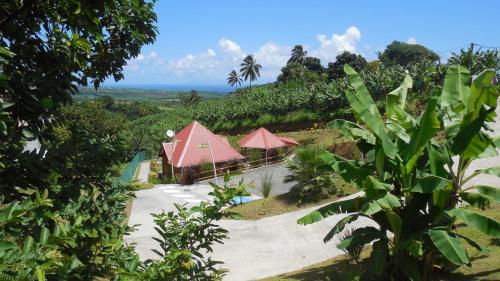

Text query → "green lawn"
[228,179,357,220]
[261,203,500,281]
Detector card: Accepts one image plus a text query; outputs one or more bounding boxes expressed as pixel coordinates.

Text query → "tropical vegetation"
[298,64,500,280]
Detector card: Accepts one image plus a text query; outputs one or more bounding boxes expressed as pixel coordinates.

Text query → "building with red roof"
[159,121,244,181]
[238,127,299,165]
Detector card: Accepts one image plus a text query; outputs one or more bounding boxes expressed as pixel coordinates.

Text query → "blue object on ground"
[231,196,254,205]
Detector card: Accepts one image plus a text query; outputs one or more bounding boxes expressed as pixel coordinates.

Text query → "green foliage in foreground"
[298,64,500,281]
[0,0,157,279]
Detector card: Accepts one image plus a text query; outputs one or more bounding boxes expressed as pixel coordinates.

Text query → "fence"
[115,151,146,185]
[195,149,294,182]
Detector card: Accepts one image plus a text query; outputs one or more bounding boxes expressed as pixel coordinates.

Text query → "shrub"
[261,173,273,198]
[285,146,338,203]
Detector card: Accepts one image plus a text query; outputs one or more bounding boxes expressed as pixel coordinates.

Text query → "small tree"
[327,51,367,81]
[143,175,248,280]
[299,64,500,280]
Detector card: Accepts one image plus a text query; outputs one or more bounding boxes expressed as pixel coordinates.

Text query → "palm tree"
[226,70,242,91]
[287,45,307,65]
[239,54,262,87]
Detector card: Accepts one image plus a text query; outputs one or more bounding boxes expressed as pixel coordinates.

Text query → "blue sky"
[109,0,500,86]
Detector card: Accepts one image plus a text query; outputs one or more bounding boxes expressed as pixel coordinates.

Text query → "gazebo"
[159,121,244,182]
[238,127,299,165]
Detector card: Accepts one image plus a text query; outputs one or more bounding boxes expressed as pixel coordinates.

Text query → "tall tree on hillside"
[240,54,262,87]
[327,51,367,81]
[226,70,243,90]
[304,57,324,74]
[378,40,440,66]
[288,45,307,65]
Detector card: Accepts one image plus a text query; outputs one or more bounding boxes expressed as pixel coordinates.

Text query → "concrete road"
[126,185,372,280]
[201,161,297,197]
[126,183,216,259]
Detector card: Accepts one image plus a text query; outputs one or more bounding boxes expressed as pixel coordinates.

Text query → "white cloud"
[407,37,418,45]
[311,26,362,63]
[167,48,219,73]
[148,51,158,59]
[122,26,364,83]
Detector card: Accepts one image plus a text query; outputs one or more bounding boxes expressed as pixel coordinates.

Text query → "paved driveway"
[202,161,296,196]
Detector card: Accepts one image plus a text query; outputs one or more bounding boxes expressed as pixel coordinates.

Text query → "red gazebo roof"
[159,121,244,167]
[238,127,299,149]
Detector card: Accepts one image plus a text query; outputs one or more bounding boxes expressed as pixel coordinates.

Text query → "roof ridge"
[176,122,196,167]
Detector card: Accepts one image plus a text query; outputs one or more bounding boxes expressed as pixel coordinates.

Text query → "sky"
[107,0,500,87]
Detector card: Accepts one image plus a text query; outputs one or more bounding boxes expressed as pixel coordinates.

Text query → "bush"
[261,173,273,198]
[284,146,338,203]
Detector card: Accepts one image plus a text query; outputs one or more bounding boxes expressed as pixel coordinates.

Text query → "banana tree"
[298,64,500,281]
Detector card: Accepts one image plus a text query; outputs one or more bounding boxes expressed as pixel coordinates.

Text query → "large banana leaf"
[441,65,470,137]
[386,74,415,129]
[427,142,449,178]
[297,196,363,225]
[329,119,376,144]
[468,69,497,117]
[321,152,371,188]
[405,95,440,173]
[344,64,397,159]
[428,229,469,265]
[323,214,360,243]
[410,175,450,193]
[447,208,500,237]
[361,193,401,215]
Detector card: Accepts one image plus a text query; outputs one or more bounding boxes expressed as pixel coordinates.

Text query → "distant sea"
[102,83,232,93]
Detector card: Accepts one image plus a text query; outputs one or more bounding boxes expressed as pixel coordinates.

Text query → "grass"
[261,203,500,281]
[277,128,346,150]
[229,179,357,220]
[225,128,347,154]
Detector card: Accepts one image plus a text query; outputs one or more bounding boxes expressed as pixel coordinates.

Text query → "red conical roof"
[239,127,293,149]
[160,121,244,167]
